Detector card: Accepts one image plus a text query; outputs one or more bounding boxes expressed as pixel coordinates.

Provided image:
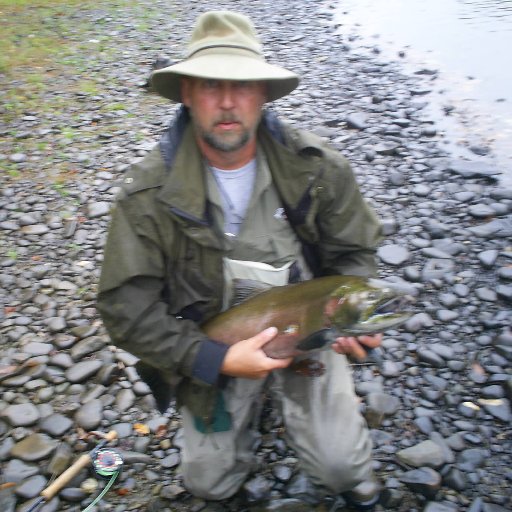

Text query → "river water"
[335,0,512,186]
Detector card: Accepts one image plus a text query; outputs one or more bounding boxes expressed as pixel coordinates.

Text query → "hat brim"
[151,53,299,102]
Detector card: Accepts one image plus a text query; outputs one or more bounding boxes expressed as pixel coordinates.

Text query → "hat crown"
[186,11,263,58]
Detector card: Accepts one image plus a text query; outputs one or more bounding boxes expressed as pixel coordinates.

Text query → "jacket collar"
[156,109,324,225]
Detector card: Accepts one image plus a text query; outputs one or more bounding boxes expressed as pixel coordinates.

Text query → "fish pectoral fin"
[296,328,337,352]
[230,278,273,307]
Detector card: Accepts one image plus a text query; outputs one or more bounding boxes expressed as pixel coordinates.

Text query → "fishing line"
[83,449,123,512]
[25,431,121,512]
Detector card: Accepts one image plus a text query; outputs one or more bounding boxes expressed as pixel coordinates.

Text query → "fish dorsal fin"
[231,279,273,307]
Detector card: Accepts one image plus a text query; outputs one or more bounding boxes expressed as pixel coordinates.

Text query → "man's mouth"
[215,120,240,130]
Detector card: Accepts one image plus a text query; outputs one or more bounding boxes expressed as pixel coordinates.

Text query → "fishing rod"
[26,430,123,512]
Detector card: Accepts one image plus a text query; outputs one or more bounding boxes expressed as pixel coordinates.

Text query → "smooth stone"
[115,388,136,412]
[2,459,40,483]
[417,348,445,368]
[87,201,111,218]
[365,392,401,428]
[397,440,446,468]
[74,399,103,430]
[423,502,459,512]
[2,403,40,427]
[345,112,368,130]
[70,336,106,361]
[47,317,67,332]
[15,474,47,499]
[421,259,455,281]
[457,448,489,469]
[399,466,441,499]
[478,249,499,268]
[377,244,410,265]
[437,309,459,322]
[243,474,274,504]
[478,398,511,422]
[404,312,435,333]
[23,342,53,356]
[443,467,468,491]
[10,433,58,462]
[20,224,50,235]
[475,287,498,302]
[38,413,74,436]
[469,204,496,218]
[497,267,512,280]
[65,360,103,383]
[160,451,180,469]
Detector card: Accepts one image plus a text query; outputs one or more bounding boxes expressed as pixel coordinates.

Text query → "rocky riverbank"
[1,1,511,511]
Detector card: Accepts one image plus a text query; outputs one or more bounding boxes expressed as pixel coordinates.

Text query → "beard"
[189,109,260,153]
[199,125,251,153]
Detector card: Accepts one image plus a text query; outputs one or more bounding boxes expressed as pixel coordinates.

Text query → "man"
[98,10,383,510]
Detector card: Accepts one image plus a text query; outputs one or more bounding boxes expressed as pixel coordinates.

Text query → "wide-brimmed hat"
[151,11,300,102]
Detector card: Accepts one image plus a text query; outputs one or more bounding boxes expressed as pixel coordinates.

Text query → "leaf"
[155,424,168,438]
[133,423,150,435]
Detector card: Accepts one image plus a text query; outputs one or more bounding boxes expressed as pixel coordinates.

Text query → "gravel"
[1,0,511,511]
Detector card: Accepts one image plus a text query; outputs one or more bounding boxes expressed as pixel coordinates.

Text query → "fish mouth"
[351,294,414,334]
[373,295,412,316]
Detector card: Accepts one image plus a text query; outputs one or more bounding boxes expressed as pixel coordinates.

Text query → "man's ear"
[181,77,191,107]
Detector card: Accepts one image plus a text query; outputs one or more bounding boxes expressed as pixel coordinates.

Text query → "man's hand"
[331,333,383,361]
[220,327,293,379]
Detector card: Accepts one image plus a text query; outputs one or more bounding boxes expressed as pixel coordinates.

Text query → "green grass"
[0,0,164,184]
[0,0,135,121]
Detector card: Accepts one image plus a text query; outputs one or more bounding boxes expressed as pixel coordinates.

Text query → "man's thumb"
[250,326,278,348]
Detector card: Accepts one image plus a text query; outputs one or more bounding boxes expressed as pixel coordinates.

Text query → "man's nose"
[219,83,236,109]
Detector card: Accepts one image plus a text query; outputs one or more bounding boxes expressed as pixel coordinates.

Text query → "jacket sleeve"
[97,194,228,387]
[315,152,383,277]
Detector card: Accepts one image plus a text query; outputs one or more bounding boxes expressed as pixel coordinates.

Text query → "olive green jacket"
[97,109,382,421]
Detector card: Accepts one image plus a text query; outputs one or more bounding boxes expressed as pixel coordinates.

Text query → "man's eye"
[235,81,252,90]
[203,79,220,89]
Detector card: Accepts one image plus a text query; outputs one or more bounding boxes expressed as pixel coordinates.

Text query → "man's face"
[181,78,267,153]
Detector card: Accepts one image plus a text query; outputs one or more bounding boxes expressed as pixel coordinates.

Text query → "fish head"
[327,278,413,335]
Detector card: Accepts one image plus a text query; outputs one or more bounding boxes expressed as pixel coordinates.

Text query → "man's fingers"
[358,333,382,348]
[331,334,382,360]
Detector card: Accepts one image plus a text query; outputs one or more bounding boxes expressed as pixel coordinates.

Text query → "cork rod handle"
[40,430,118,501]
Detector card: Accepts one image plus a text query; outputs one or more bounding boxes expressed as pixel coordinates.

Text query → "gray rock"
[397,440,447,468]
[10,433,58,462]
[15,474,47,499]
[87,201,111,218]
[65,360,103,383]
[2,459,40,483]
[74,399,103,430]
[38,413,74,436]
[2,403,40,427]
[377,244,410,265]
[399,466,441,499]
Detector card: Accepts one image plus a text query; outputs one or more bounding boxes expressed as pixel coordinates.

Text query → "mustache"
[213,115,242,125]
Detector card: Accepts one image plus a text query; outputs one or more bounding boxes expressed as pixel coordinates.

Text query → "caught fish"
[136,275,413,413]
[202,275,413,359]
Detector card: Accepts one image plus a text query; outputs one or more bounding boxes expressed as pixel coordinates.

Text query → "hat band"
[187,44,263,59]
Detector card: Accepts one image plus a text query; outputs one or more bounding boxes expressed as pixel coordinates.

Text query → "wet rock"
[10,433,58,462]
[74,399,103,430]
[365,392,401,427]
[65,360,103,383]
[2,403,40,427]
[15,474,47,499]
[243,474,274,504]
[377,244,410,265]
[397,440,447,468]
[399,466,441,499]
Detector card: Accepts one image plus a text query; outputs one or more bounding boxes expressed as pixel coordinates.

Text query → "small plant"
[52,182,70,197]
